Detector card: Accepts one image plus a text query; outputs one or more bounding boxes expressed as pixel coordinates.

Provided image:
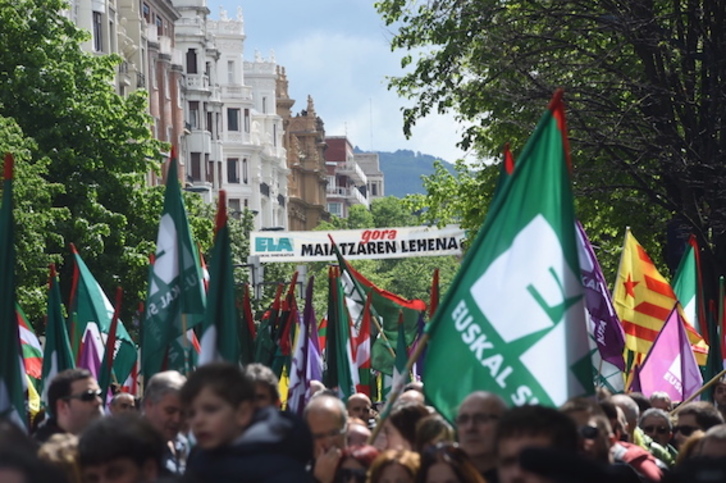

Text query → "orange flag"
[613,228,708,365]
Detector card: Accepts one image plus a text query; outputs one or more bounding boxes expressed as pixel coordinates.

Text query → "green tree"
[375,0,723,285]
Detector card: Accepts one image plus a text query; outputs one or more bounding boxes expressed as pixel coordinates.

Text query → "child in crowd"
[181,362,314,483]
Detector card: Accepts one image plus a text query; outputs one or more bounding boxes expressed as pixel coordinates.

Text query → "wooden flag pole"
[671,368,726,415]
[368,333,430,444]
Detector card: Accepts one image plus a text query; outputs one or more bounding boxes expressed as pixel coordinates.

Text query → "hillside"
[359,148,456,198]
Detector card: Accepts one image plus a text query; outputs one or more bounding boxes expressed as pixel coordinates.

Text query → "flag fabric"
[330,240,425,375]
[142,151,206,377]
[353,293,372,395]
[254,284,283,368]
[629,305,703,401]
[17,306,42,381]
[69,245,137,383]
[78,323,104,380]
[423,91,593,421]
[673,236,703,335]
[492,142,516,201]
[392,312,411,391]
[198,191,241,365]
[287,276,322,415]
[318,318,328,352]
[575,222,626,392]
[0,154,26,427]
[98,287,122,404]
[323,267,357,398]
[41,264,76,402]
[612,229,708,365]
[240,283,257,364]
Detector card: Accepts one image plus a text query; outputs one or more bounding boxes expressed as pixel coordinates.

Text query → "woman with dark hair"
[334,445,379,483]
[379,402,429,451]
[415,443,485,483]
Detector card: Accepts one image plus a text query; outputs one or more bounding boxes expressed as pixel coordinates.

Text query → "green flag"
[98,287,122,404]
[423,92,592,422]
[41,264,75,403]
[323,266,357,399]
[673,236,703,335]
[0,154,26,427]
[69,245,137,384]
[199,191,241,364]
[392,312,410,389]
[142,151,206,377]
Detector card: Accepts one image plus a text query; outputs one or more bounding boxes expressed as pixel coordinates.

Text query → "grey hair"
[639,408,672,430]
[304,392,348,428]
[143,370,186,405]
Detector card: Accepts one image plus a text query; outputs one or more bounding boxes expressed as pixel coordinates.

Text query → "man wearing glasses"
[304,392,347,483]
[34,368,103,442]
[455,391,507,481]
[672,401,724,449]
[638,408,676,465]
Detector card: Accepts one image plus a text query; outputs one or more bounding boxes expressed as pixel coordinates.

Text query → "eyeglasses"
[337,468,366,483]
[455,413,500,426]
[673,425,699,437]
[579,425,599,440]
[641,425,669,435]
[64,389,102,402]
[311,427,346,440]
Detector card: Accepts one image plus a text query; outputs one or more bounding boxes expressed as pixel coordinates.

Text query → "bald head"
[109,392,136,415]
[347,393,372,421]
[456,391,507,473]
[305,394,347,455]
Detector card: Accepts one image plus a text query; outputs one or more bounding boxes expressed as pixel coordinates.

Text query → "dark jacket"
[186,406,314,483]
[32,417,66,443]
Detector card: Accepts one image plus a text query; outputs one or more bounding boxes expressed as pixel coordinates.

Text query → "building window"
[190,152,201,181]
[273,124,277,147]
[142,3,150,22]
[227,61,234,84]
[328,202,342,217]
[242,158,248,184]
[262,96,267,114]
[229,199,241,219]
[155,15,163,36]
[93,11,103,52]
[227,108,240,131]
[227,158,240,184]
[244,109,250,133]
[188,101,199,129]
[164,70,170,99]
[186,49,197,74]
[244,198,249,208]
[371,183,378,196]
[206,111,212,133]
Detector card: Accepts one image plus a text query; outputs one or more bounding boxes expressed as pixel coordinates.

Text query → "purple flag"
[576,221,626,370]
[630,305,703,401]
[77,324,103,380]
[411,312,426,380]
[287,276,323,415]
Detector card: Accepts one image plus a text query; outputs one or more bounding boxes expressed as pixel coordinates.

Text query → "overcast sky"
[205,0,469,163]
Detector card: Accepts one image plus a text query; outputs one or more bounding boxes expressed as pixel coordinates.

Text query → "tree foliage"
[376,0,726,289]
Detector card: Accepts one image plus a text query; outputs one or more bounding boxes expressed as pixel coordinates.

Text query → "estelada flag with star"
[613,228,708,365]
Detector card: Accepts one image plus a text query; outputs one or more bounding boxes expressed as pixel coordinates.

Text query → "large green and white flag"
[673,236,702,334]
[423,92,592,422]
[142,151,206,377]
[41,264,75,403]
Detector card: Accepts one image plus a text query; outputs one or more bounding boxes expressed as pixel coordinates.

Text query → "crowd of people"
[2,363,726,483]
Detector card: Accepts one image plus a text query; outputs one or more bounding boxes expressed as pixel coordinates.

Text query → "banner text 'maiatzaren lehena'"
[251,226,465,263]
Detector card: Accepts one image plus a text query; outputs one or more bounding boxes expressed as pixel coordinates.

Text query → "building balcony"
[221,84,252,100]
[337,161,367,185]
[326,186,369,208]
[186,74,210,91]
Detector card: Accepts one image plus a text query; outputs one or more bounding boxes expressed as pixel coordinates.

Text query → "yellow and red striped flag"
[613,228,708,365]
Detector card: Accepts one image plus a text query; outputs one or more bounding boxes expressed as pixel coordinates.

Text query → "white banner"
[251,225,465,263]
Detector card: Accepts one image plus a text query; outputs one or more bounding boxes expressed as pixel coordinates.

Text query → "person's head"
[609,394,639,439]
[398,390,425,406]
[674,430,706,466]
[0,447,69,483]
[714,376,726,407]
[627,392,651,414]
[244,363,281,409]
[414,414,455,454]
[455,391,507,465]
[697,424,726,458]
[336,445,380,483]
[108,393,136,416]
[560,398,615,464]
[674,401,724,448]
[304,393,347,456]
[384,402,429,451]
[495,405,579,483]
[368,449,420,483]
[415,442,484,483]
[47,368,103,435]
[179,363,255,450]
[347,393,373,421]
[347,417,372,447]
[142,370,186,442]
[78,414,165,483]
[38,433,81,483]
[649,391,672,412]
[638,407,673,447]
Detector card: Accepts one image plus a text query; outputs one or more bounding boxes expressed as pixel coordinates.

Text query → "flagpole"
[368,333,429,444]
[671,368,726,415]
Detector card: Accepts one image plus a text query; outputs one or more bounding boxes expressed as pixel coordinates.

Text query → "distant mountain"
[356,148,457,198]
